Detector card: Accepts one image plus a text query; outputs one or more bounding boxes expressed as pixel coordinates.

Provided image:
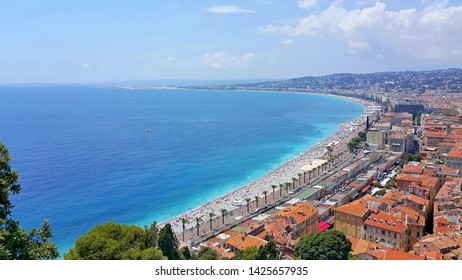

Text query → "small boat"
[145,128,152,132]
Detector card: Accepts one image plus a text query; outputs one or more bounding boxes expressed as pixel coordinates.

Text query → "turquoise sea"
[0,86,364,254]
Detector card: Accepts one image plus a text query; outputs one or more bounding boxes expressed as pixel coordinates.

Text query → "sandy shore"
[163,93,381,241]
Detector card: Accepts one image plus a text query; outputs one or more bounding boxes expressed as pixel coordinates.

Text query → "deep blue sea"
[0,85,363,255]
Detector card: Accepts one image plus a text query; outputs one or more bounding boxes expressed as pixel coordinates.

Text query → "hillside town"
[181,70,462,260]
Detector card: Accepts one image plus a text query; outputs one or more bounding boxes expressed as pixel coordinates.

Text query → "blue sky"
[1,0,462,83]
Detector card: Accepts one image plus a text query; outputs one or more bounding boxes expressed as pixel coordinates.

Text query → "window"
[417,232,420,238]
[394,233,397,239]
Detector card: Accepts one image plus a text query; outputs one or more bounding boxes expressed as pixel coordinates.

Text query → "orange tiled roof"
[422,177,439,190]
[448,148,462,158]
[421,251,452,260]
[275,202,318,225]
[426,131,446,138]
[396,173,425,183]
[442,167,459,175]
[422,168,436,176]
[434,217,459,234]
[364,210,408,233]
[404,193,430,207]
[334,200,370,218]
[394,206,425,226]
[396,174,439,192]
[415,235,459,250]
[349,236,388,258]
[382,250,425,260]
[402,163,425,174]
[382,190,404,202]
[226,233,267,251]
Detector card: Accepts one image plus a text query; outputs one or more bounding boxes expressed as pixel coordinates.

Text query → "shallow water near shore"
[0,86,363,254]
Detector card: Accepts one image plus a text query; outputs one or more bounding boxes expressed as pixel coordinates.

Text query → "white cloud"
[164,56,190,69]
[283,38,294,44]
[202,52,254,68]
[298,0,318,9]
[348,40,369,52]
[206,5,254,14]
[260,1,462,60]
[81,63,92,69]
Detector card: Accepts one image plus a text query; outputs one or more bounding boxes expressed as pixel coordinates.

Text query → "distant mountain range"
[192,68,462,93]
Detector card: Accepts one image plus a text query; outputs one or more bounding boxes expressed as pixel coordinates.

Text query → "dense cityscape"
[175,68,462,260]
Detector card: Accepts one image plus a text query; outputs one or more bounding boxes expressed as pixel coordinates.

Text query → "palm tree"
[326,145,334,157]
[245,197,251,213]
[180,217,187,242]
[303,171,307,184]
[279,183,283,197]
[263,190,268,205]
[284,183,290,194]
[255,195,260,209]
[195,217,202,237]
[308,170,312,182]
[208,212,215,230]
[292,177,297,190]
[271,185,277,201]
[220,208,228,225]
[298,173,303,187]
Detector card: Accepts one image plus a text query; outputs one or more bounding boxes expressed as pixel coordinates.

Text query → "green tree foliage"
[357,131,367,141]
[144,221,159,248]
[158,223,180,260]
[402,153,422,165]
[64,222,166,260]
[385,178,396,189]
[179,246,192,260]
[0,143,59,260]
[295,230,351,260]
[124,247,166,260]
[255,240,279,260]
[347,131,369,152]
[375,189,387,196]
[233,246,259,260]
[192,246,220,260]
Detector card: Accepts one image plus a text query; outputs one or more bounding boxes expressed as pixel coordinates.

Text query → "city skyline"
[1,0,462,83]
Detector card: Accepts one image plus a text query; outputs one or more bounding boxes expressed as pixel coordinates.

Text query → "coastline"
[161,92,381,241]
